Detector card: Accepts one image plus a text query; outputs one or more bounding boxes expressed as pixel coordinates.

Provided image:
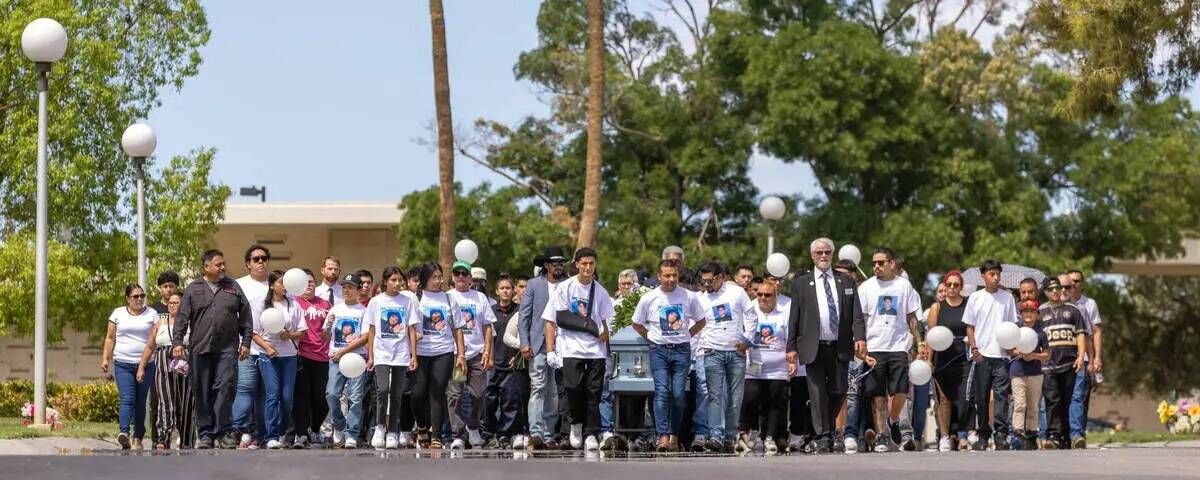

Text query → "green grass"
[0,417,117,440]
[1089,430,1200,444]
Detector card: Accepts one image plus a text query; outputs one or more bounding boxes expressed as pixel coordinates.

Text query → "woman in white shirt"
[102,283,158,450]
[410,262,466,449]
[137,292,194,449]
[257,270,308,449]
[365,266,421,450]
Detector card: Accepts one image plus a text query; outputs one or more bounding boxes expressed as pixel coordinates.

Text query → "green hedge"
[0,380,119,423]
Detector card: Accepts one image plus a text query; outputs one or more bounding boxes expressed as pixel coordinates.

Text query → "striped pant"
[150,346,196,448]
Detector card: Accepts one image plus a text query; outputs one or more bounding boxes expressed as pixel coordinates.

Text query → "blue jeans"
[912,383,930,442]
[1069,365,1091,438]
[233,356,265,438]
[600,360,614,433]
[704,350,746,441]
[527,353,558,438]
[687,355,709,437]
[326,361,368,438]
[258,355,297,441]
[649,343,690,436]
[114,361,152,437]
[844,361,869,440]
[1038,397,1048,439]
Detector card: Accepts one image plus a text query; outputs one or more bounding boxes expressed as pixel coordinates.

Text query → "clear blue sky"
[148,1,819,205]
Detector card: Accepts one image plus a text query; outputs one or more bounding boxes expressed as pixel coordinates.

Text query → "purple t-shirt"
[1009,325,1048,377]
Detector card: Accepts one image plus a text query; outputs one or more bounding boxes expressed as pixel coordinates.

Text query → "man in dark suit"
[787,238,865,453]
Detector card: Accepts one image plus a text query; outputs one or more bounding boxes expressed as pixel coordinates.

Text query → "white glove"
[546,351,564,369]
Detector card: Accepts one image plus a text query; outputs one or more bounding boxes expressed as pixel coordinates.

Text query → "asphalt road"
[3,448,1197,480]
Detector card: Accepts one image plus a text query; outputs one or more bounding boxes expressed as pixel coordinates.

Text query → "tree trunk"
[576,0,605,250]
[430,0,456,273]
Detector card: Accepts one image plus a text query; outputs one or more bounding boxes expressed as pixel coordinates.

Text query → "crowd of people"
[99,238,1104,455]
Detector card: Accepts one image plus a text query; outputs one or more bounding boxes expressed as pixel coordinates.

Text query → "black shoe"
[815,438,832,454]
[293,435,310,449]
[545,438,560,450]
[1071,436,1087,449]
[900,434,917,452]
[497,437,511,450]
[528,434,545,450]
[1025,434,1039,451]
[831,434,844,453]
[994,434,1011,451]
[705,437,724,452]
[196,437,214,449]
[219,433,239,449]
[690,438,707,452]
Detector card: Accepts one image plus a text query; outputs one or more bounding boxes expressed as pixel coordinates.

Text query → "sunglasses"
[756,293,775,298]
[249,255,269,263]
[452,270,471,277]
[129,294,146,299]
[812,250,832,256]
[945,282,962,288]
[872,260,889,266]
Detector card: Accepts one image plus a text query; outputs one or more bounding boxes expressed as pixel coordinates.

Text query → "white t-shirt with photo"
[745,303,790,380]
[257,297,307,357]
[416,290,462,357]
[237,275,270,354]
[697,284,757,352]
[963,287,1020,359]
[858,276,922,353]
[109,307,159,364]
[327,302,367,357]
[448,288,498,360]
[633,287,705,345]
[365,292,421,367]
[542,276,616,359]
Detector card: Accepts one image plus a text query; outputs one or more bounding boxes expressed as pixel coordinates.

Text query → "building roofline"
[221,202,404,225]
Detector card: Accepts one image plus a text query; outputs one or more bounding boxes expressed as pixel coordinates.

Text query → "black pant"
[804,343,848,440]
[1043,369,1074,443]
[483,369,521,437]
[412,353,454,437]
[740,379,787,439]
[970,357,1012,437]
[789,377,814,437]
[555,368,570,438]
[191,349,238,440]
[358,370,376,441]
[374,365,409,431]
[933,348,970,435]
[515,365,531,434]
[290,356,329,439]
[561,358,605,437]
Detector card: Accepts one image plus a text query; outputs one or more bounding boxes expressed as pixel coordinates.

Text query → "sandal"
[416,430,431,449]
[430,438,443,449]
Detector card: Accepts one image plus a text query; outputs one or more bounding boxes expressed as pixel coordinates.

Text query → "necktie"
[823,272,839,338]
[327,285,334,304]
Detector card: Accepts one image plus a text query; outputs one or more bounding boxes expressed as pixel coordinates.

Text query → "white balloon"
[994,322,1021,350]
[766,253,790,278]
[454,239,479,264]
[837,244,862,265]
[908,359,932,386]
[926,325,954,352]
[283,268,309,296]
[260,307,285,335]
[1017,326,1040,355]
[338,352,367,378]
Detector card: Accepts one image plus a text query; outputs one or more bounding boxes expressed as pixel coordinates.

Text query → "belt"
[819,340,838,347]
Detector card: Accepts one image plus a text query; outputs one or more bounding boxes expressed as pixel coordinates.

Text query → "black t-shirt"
[150,301,169,322]
[1039,303,1085,374]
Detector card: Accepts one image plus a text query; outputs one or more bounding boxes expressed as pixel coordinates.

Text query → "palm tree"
[430,0,456,272]
[577,0,605,250]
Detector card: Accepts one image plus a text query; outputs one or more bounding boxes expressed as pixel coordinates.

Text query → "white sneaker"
[844,436,859,454]
[753,437,764,452]
[764,436,778,454]
[344,437,358,449]
[569,424,583,449]
[239,433,252,449]
[450,438,465,450]
[938,436,952,452]
[468,428,484,447]
[584,435,599,451]
[967,431,980,450]
[372,426,386,450]
[266,439,283,449]
[170,431,181,450]
[512,435,525,450]
[599,431,615,449]
[788,433,804,452]
[399,432,413,448]
[332,429,346,446]
[735,432,752,452]
[385,433,399,449]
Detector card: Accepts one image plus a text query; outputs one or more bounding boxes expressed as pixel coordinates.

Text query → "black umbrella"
[960,264,1046,290]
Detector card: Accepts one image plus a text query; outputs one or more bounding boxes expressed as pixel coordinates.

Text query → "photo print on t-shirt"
[754,323,782,349]
[711,303,732,323]
[658,304,685,336]
[570,296,590,316]
[381,307,406,339]
[877,295,899,316]
[423,307,450,335]
[459,305,478,334]
[333,317,359,347]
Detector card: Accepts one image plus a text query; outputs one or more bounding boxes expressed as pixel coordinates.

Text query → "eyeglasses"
[249,255,269,263]
[452,270,471,277]
[812,250,832,256]
[945,282,962,288]
[129,294,146,299]
[756,293,775,298]
[1061,285,1074,290]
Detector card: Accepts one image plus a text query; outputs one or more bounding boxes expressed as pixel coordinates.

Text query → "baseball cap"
[1019,299,1040,312]
[471,267,487,281]
[1041,277,1061,291]
[338,273,363,289]
[451,260,472,273]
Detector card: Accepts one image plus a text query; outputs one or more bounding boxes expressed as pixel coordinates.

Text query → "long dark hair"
[265,270,291,311]
[416,262,442,300]
[382,266,405,295]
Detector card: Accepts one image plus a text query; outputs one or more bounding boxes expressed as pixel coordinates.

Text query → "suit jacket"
[786,269,865,364]
[518,275,554,356]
